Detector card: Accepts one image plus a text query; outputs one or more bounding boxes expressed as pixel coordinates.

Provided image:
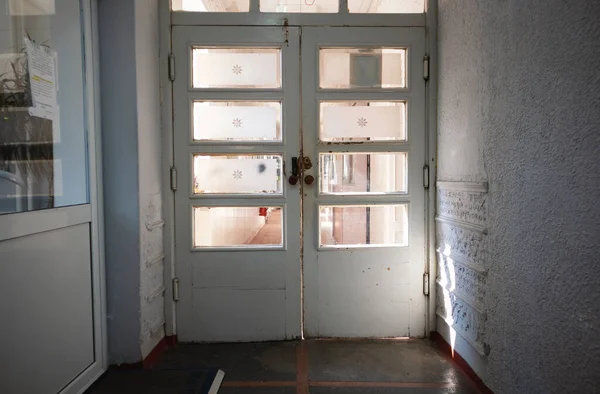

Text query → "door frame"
[159,0,438,340]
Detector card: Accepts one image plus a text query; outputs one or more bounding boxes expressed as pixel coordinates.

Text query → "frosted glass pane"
[348,0,424,13]
[320,153,407,194]
[194,207,283,247]
[192,48,281,88]
[172,0,250,12]
[320,101,407,142]
[320,48,406,89]
[193,101,281,141]
[261,0,338,13]
[193,155,282,194]
[319,205,408,247]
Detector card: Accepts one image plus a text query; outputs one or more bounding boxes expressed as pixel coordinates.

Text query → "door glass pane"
[320,101,406,142]
[194,206,283,247]
[193,154,283,194]
[261,0,338,13]
[192,48,281,89]
[320,205,408,247]
[348,0,425,13]
[320,153,407,194]
[1,0,89,215]
[320,48,406,89]
[172,0,250,12]
[193,101,281,141]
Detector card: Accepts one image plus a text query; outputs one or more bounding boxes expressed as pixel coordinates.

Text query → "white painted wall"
[99,0,164,364]
[436,0,600,392]
[135,0,165,360]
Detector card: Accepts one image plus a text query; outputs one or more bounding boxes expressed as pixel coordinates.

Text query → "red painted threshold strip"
[431,331,494,394]
[112,335,177,370]
[143,335,178,369]
[296,342,309,394]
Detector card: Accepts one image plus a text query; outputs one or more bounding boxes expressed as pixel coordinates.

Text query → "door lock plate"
[301,156,313,170]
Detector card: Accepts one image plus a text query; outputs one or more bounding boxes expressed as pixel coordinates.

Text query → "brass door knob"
[304,175,315,185]
[288,175,299,185]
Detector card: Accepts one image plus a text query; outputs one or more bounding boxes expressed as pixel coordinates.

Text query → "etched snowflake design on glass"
[357,117,368,127]
[232,170,243,179]
[232,118,242,128]
[232,64,243,75]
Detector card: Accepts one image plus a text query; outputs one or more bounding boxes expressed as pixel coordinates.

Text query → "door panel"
[302,27,427,338]
[173,26,426,341]
[173,26,301,342]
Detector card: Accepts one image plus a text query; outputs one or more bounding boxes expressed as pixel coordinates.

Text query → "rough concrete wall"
[99,0,142,365]
[437,0,600,393]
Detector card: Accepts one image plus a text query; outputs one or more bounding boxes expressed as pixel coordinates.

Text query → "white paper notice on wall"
[25,37,60,142]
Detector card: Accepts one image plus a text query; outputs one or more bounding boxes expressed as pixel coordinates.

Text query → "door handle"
[288,156,299,185]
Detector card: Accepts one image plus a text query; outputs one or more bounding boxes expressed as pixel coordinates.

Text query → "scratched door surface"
[301,27,428,338]
[172,26,302,342]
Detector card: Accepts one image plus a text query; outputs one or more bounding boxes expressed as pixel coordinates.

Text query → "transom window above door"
[171,0,425,13]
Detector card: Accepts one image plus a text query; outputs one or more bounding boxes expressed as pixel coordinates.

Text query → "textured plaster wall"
[437,0,600,393]
[135,0,165,360]
[99,0,141,364]
[99,0,164,364]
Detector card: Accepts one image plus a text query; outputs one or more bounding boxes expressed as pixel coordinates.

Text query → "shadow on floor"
[86,339,480,394]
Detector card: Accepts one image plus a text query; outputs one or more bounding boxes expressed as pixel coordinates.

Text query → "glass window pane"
[194,154,283,194]
[320,48,406,89]
[193,101,281,141]
[348,0,424,13]
[320,153,407,194]
[320,205,408,247]
[1,0,89,215]
[261,0,338,13]
[172,0,250,12]
[194,206,283,247]
[192,47,281,89]
[320,101,407,142]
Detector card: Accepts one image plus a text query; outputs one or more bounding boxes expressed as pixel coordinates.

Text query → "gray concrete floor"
[88,339,480,394]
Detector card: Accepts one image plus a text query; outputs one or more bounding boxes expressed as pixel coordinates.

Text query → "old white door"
[173,25,427,341]
[301,27,427,338]
[172,26,302,342]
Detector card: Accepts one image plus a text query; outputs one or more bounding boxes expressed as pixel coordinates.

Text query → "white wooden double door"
[172,25,427,342]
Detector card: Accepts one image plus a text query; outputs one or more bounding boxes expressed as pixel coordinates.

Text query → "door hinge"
[423,164,430,189]
[423,54,430,81]
[170,166,178,191]
[168,53,176,82]
[172,278,180,301]
[423,273,430,296]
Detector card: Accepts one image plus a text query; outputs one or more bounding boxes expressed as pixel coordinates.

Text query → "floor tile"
[154,341,298,382]
[310,387,478,394]
[306,340,466,385]
[219,387,296,394]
